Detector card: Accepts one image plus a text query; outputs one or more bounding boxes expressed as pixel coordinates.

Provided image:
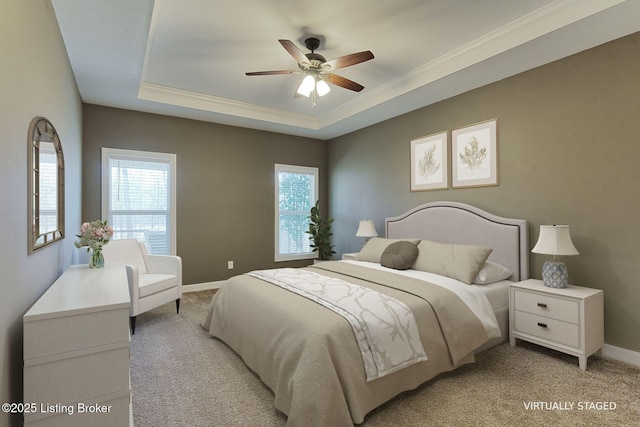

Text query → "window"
[38,145,59,238]
[275,164,318,262]
[102,148,177,255]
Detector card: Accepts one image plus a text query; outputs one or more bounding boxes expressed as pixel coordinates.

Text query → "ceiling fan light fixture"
[297,75,315,97]
[316,79,330,97]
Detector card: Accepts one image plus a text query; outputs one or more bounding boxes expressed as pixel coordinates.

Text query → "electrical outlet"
[227,260,234,269]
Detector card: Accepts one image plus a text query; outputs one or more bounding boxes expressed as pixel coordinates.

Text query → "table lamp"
[356,220,378,247]
[531,225,579,288]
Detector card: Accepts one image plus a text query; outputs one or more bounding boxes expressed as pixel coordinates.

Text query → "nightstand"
[509,279,604,370]
[341,252,358,260]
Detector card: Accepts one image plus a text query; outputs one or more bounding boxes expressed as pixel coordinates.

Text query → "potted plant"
[307,200,335,260]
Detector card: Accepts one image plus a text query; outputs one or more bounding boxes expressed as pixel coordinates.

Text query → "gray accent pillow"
[413,239,493,284]
[355,237,420,263]
[380,241,419,270]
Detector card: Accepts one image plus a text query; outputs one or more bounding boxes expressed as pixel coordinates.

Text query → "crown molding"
[138,82,320,129]
[318,0,626,128]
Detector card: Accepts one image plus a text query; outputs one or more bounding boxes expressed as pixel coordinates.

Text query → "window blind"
[103,149,176,255]
[275,164,318,261]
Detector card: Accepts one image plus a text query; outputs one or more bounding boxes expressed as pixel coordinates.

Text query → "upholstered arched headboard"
[385,201,529,281]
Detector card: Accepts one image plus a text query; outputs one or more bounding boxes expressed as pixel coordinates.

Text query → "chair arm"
[144,254,182,276]
[124,264,141,316]
[143,254,182,296]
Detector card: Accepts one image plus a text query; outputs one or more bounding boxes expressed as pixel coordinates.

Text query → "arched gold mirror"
[28,117,65,253]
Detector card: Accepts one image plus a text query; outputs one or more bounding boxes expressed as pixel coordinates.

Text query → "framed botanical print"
[452,119,498,188]
[410,131,448,191]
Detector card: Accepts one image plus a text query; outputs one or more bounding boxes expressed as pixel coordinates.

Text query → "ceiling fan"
[245,37,374,105]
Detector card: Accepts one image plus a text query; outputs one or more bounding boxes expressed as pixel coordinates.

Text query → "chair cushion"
[139,274,178,298]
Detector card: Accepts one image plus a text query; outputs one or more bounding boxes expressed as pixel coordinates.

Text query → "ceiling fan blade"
[323,51,374,71]
[245,70,295,76]
[279,39,309,66]
[323,73,365,92]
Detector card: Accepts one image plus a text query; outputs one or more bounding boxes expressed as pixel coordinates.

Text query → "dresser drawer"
[24,344,130,405]
[24,392,130,427]
[513,289,579,324]
[514,311,580,348]
[24,307,130,359]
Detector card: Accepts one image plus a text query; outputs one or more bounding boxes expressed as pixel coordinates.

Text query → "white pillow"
[473,261,513,285]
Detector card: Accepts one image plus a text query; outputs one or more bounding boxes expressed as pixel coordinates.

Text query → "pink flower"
[76,220,115,249]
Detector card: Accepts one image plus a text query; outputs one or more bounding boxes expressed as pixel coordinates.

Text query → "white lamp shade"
[532,225,579,256]
[356,220,378,238]
[296,75,315,97]
[316,79,331,97]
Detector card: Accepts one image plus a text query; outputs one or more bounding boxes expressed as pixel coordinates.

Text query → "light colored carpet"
[131,290,640,427]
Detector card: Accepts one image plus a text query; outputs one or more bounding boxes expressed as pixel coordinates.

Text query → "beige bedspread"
[202,261,490,426]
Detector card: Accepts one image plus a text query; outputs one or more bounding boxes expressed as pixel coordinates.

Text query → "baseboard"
[601,343,640,367]
[183,281,226,293]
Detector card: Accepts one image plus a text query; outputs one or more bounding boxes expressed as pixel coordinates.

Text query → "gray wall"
[82,105,328,285]
[0,1,83,425]
[328,32,640,353]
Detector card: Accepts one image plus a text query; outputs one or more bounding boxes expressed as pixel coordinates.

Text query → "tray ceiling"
[51,0,640,139]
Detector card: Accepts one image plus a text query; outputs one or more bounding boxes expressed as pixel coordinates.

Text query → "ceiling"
[51,0,640,140]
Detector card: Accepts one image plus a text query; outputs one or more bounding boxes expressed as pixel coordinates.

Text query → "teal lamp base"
[542,261,568,288]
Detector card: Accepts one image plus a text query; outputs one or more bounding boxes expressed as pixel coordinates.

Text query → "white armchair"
[102,239,182,334]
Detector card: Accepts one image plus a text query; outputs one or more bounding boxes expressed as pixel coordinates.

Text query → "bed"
[202,201,528,426]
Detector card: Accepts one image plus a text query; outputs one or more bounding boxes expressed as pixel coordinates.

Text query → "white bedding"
[341,259,504,339]
[475,279,511,310]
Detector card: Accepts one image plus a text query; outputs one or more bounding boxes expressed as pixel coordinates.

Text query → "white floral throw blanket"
[247,268,427,381]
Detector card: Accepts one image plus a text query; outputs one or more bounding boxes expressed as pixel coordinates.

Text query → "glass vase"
[90,249,104,269]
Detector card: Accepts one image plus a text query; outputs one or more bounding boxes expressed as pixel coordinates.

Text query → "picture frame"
[451,119,498,188]
[410,131,449,191]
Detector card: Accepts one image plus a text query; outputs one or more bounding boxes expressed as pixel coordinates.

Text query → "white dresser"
[509,279,604,370]
[23,264,132,426]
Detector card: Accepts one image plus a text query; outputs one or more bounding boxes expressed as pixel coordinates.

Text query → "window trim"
[274,163,319,262]
[101,148,177,255]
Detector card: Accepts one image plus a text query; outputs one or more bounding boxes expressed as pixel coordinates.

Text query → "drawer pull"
[537,303,548,308]
[537,322,548,328]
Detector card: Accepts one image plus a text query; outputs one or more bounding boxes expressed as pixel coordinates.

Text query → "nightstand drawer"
[514,311,579,348]
[513,289,579,324]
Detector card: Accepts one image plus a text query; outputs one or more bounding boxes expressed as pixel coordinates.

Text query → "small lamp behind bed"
[532,225,579,288]
[356,220,378,248]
